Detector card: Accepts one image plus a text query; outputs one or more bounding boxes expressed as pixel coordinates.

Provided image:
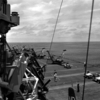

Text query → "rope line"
[82,0,95,100]
[44,0,64,77]
[49,0,64,52]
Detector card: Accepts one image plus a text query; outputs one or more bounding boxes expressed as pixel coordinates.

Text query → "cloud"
[7,0,100,42]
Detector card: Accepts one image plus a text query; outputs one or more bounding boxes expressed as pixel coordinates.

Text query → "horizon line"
[8,41,100,43]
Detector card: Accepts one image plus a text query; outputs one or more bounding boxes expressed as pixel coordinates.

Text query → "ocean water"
[8,42,100,67]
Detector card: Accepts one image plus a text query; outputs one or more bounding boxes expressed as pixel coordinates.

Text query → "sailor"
[77,82,80,93]
[84,62,86,67]
[53,70,58,82]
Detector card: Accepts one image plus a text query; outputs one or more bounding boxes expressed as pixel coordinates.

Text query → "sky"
[7,0,100,42]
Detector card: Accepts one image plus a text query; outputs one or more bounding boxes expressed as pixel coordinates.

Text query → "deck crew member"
[53,70,58,82]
